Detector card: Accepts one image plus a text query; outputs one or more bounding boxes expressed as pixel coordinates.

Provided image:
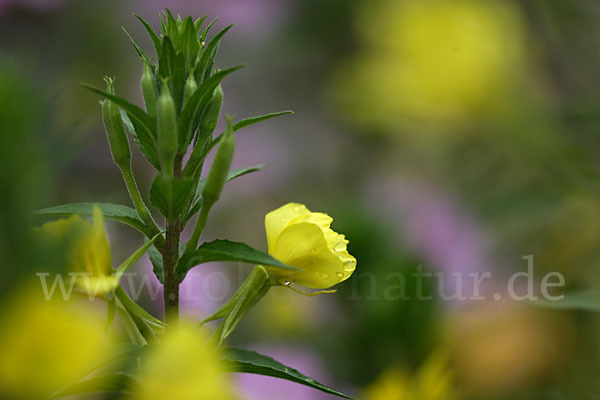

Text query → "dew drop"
[281,218,286,223]
[320,272,331,279]
[336,272,344,278]
[293,205,300,212]
[344,261,356,272]
[333,242,346,252]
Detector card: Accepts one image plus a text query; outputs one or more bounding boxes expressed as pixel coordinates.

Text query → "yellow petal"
[134,322,236,400]
[269,222,349,289]
[265,203,311,252]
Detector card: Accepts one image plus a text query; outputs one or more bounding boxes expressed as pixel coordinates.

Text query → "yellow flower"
[365,353,459,400]
[133,321,237,400]
[35,206,118,295]
[0,289,115,399]
[333,0,528,129]
[264,203,356,289]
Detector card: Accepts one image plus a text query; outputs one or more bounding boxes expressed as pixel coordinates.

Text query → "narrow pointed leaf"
[121,111,161,169]
[187,164,267,220]
[82,84,156,137]
[223,348,355,399]
[35,203,150,237]
[196,25,232,82]
[233,110,294,131]
[122,27,147,59]
[176,239,295,280]
[115,232,163,280]
[178,65,243,147]
[135,14,162,59]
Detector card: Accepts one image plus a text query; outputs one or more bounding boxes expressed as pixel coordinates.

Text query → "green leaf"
[35,203,150,236]
[187,164,267,220]
[114,232,163,280]
[223,348,354,399]
[233,110,294,131]
[50,374,139,398]
[179,65,244,148]
[149,174,194,221]
[176,239,295,280]
[158,36,186,112]
[122,27,147,59]
[196,25,232,82]
[180,16,200,70]
[534,290,600,312]
[82,84,156,139]
[135,14,162,59]
[121,111,161,169]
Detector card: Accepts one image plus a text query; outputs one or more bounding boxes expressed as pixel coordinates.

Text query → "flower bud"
[197,84,223,143]
[183,73,198,108]
[141,57,158,118]
[102,77,131,168]
[157,81,178,175]
[202,117,234,206]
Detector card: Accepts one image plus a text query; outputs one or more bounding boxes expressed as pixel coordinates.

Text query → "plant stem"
[185,202,211,252]
[120,164,163,245]
[162,154,184,325]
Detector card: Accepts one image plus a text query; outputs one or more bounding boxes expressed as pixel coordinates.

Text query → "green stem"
[162,154,184,326]
[120,164,163,244]
[185,201,212,252]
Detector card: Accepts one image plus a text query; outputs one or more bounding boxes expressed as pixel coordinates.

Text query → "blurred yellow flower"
[0,289,114,399]
[333,0,528,129]
[133,321,236,400]
[35,206,118,295]
[365,353,459,400]
[264,203,356,289]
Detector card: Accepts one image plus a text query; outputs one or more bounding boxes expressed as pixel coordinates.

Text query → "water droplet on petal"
[344,261,356,272]
[321,272,331,279]
[333,242,346,252]
[293,206,300,212]
[336,272,344,278]
[281,218,286,223]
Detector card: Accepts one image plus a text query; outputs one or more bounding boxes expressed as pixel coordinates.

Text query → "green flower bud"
[101,77,131,168]
[202,117,234,206]
[157,81,178,175]
[141,57,158,118]
[197,84,223,143]
[183,73,198,108]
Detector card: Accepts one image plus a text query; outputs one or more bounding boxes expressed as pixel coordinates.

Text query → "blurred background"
[2,0,600,399]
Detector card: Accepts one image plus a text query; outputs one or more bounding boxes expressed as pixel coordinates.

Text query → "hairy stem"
[162,154,184,325]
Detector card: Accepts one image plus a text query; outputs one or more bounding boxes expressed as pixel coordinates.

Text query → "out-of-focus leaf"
[176,239,295,280]
[35,203,150,236]
[223,348,354,399]
[50,373,139,398]
[534,290,600,312]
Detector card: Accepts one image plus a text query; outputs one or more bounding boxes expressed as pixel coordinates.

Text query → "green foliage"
[33,9,352,399]
[35,203,149,236]
[223,348,355,399]
[176,239,295,280]
[149,174,194,222]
